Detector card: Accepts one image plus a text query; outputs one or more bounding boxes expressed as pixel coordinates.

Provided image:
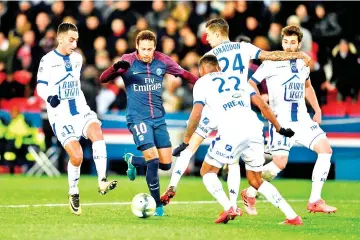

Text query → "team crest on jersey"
[202,117,210,125]
[225,144,232,152]
[138,135,144,141]
[156,68,162,76]
[290,60,298,73]
[65,59,72,68]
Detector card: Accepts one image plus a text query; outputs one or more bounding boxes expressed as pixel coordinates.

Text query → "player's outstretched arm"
[173,103,203,156]
[305,79,322,124]
[248,79,261,95]
[183,103,204,144]
[162,52,199,84]
[258,51,311,66]
[99,60,130,83]
[251,93,295,138]
[180,70,198,84]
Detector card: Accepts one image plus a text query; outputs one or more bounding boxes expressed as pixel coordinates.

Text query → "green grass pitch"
[1,175,359,240]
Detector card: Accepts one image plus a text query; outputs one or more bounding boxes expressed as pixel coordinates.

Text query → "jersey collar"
[54,49,69,57]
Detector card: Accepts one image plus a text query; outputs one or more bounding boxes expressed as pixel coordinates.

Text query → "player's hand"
[113,60,130,70]
[47,95,60,108]
[278,127,295,138]
[301,52,312,66]
[313,111,322,124]
[172,142,189,157]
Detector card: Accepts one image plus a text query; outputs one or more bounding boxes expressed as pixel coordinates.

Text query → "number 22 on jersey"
[212,76,240,93]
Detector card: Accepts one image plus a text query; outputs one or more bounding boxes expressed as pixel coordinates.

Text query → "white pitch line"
[1,199,359,208]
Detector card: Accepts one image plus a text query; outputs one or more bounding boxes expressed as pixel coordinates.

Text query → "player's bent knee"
[70,153,83,166]
[320,145,333,155]
[248,178,261,189]
[273,156,288,170]
[158,147,172,164]
[87,123,103,141]
[159,162,172,171]
[261,170,277,181]
[141,145,158,160]
[200,165,219,177]
[326,147,333,155]
[200,166,206,177]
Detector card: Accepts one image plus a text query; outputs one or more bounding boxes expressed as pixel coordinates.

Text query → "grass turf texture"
[1,175,359,240]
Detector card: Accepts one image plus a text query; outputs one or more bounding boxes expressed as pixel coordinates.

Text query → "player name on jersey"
[212,42,240,56]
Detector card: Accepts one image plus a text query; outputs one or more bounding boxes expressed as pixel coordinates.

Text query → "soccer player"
[185,55,302,224]
[246,25,337,214]
[99,30,198,216]
[161,18,311,209]
[36,23,117,216]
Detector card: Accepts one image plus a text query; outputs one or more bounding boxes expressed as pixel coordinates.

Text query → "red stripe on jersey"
[147,63,154,118]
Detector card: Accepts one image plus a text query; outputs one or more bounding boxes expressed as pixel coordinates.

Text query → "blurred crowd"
[1,0,360,115]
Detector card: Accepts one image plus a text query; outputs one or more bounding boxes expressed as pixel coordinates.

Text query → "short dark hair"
[57,22,78,35]
[205,18,229,36]
[199,54,219,67]
[281,25,303,42]
[136,30,157,45]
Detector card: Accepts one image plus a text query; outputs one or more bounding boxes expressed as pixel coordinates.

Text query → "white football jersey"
[193,71,262,134]
[36,50,87,118]
[206,41,261,83]
[251,59,310,121]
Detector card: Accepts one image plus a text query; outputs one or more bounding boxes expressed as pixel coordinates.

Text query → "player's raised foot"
[69,194,81,216]
[98,178,118,195]
[160,186,176,206]
[123,153,137,181]
[280,216,303,225]
[241,189,257,215]
[214,207,240,224]
[153,205,164,217]
[307,199,337,213]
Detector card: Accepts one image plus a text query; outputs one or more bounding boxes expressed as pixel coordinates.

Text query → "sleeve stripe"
[37,80,48,85]
[254,49,261,60]
[193,101,205,106]
[250,92,256,97]
[250,76,260,84]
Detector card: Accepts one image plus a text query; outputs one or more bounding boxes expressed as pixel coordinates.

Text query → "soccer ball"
[131,193,156,218]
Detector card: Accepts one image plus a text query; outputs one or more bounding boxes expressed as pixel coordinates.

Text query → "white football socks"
[169,148,193,188]
[68,161,81,195]
[246,186,258,198]
[261,160,282,181]
[227,164,240,208]
[258,181,297,220]
[309,153,331,203]
[203,173,232,211]
[92,140,107,183]
[246,160,283,197]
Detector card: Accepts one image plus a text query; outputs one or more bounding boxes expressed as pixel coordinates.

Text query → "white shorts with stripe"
[205,126,265,172]
[267,115,326,156]
[49,105,101,147]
